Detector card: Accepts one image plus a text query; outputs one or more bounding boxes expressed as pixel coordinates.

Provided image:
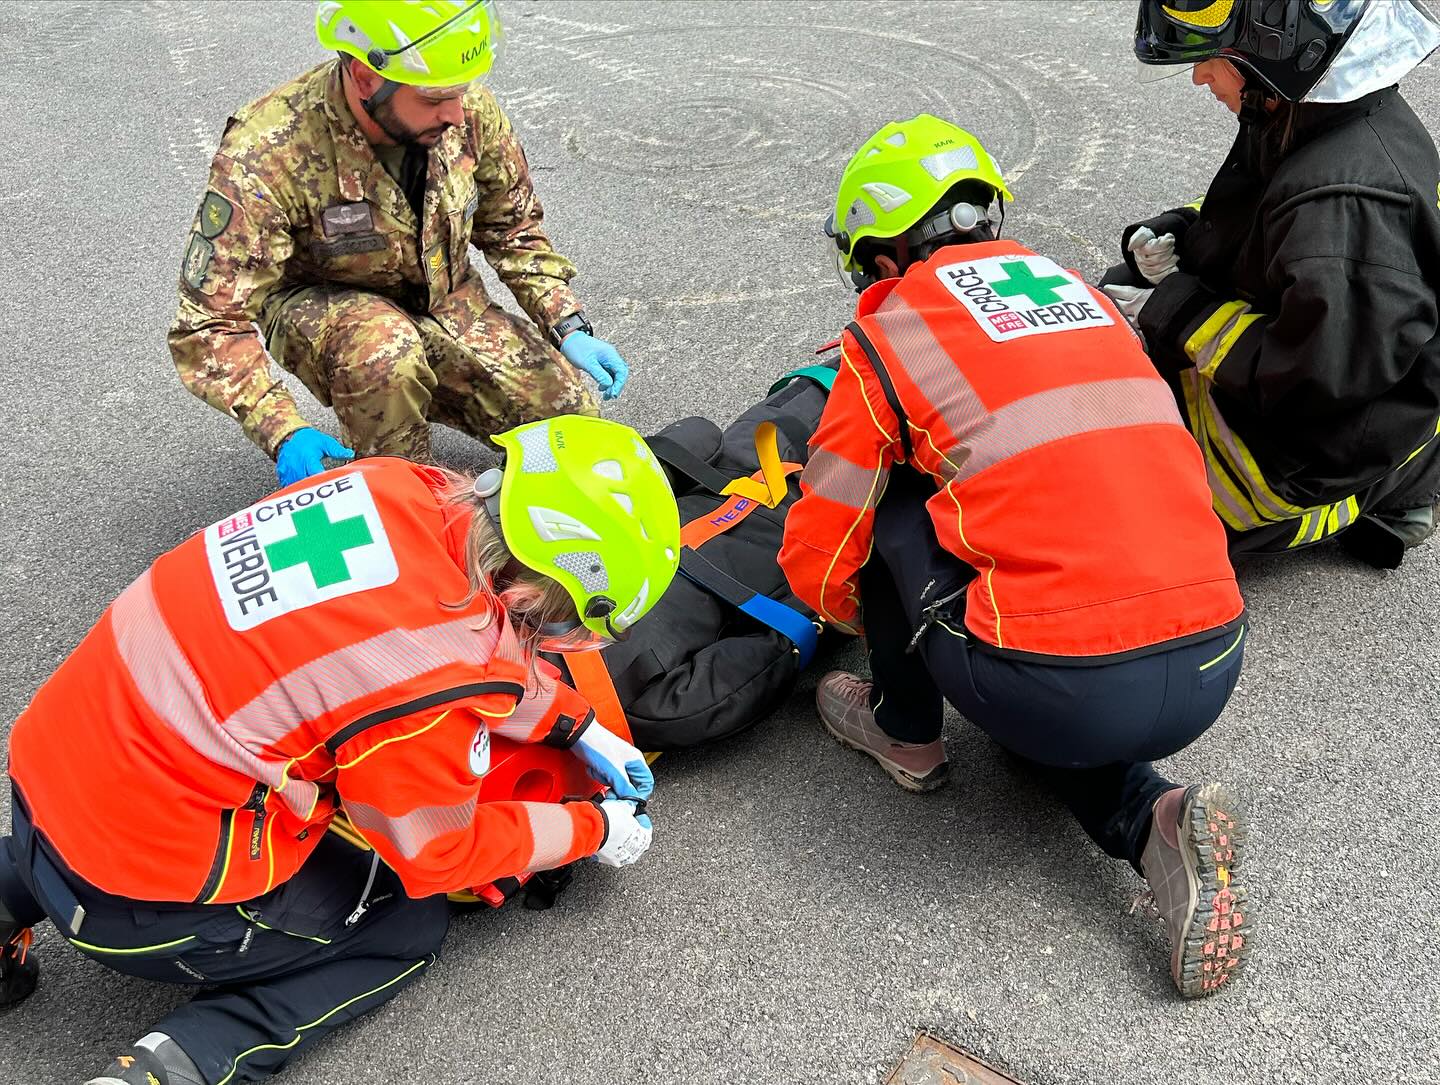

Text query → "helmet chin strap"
[362,79,401,115]
[1238,84,1276,126]
[339,57,410,140]
[848,198,1003,292]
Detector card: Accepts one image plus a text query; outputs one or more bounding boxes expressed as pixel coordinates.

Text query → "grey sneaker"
[816,671,948,792]
[1140,783,1253,998]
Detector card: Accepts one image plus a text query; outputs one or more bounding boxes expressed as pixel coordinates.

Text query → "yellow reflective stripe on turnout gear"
[1401,415,1440,468]
[1287,495,1360,548]
[1186,302,1262,380]
[1183,300,1258,379]
[1180,372,1260,530]
[1193,384,1306,523]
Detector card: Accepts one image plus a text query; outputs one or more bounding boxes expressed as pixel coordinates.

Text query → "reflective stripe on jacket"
[9,458,604,903]
[779,240,1244,659]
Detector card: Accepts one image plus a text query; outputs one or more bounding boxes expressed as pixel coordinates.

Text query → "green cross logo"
[264,504,374,589]
[988,260,1071,307]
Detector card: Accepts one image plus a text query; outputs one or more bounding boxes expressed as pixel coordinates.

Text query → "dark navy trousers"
[1,790,448,1083]
[860,467,1246,866]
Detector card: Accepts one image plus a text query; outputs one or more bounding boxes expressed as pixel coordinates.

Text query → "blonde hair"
[435,468,581,660]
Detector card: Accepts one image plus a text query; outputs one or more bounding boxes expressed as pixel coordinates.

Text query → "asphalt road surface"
[2,2,1438,1083]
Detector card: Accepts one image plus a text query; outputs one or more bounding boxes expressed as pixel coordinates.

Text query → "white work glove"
[1102,284,1154,327]
[1128,226,1179,285]
[594,799,653,867]
[573,722,654,801]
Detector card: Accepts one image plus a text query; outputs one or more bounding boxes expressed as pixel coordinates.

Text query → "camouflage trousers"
[263,286,598,462]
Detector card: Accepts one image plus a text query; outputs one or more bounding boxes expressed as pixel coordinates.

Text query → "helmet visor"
[830,242,858,290]
[1135,58,1197,84]
[414,79,479,101]
[373,0,505,86]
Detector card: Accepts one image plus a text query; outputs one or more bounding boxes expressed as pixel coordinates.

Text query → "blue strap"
[736,591,820,669]
[678,549,819,668]
[768,364,837,396]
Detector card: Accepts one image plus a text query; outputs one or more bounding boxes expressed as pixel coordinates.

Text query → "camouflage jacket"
[169,62,582,456]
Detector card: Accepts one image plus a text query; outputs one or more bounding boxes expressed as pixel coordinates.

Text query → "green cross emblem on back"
[264,504,373,589]
[989,260,1071,306]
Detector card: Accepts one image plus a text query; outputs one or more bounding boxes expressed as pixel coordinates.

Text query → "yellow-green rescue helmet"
[475,415,681,645]
[828,115,1012,278]
[316,0,503,90]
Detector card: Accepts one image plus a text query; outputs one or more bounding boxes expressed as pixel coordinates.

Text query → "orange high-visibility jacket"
[780,240,1244,658]
[9,458,605,904]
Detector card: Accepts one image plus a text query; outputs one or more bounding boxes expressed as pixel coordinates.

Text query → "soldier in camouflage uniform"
[170,0,628,485]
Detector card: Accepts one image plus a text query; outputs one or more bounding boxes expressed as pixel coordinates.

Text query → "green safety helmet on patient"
[473,415,682,647]
[827,115,1013,285]
[315,0,503,92]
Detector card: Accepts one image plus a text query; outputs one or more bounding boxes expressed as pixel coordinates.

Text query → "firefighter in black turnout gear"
[1104,0,1440,568]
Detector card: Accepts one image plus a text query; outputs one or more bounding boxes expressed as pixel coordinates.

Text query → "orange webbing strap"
[565,650,634,744]
[676,420,804,549]
[680,465,803,549]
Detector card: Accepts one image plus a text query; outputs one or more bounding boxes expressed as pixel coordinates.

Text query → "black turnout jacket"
[1130,87,1440,547]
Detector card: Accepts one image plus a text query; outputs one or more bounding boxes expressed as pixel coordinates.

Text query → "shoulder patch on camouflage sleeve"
[199,191,234,239]
[182,232,215,288]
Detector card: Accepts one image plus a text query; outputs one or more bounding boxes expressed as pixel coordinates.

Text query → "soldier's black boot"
[85,1034,206,1085]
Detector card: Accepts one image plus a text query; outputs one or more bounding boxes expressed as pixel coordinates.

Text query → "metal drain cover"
[885,1033,1027,1085]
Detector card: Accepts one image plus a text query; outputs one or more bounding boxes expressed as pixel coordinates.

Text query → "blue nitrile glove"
[559,331,629,401]
[276,428,354,487]
[572,722,653,801]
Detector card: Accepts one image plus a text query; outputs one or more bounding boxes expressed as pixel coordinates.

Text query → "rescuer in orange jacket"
[780,116,1253,999]
[0,415,680,1085]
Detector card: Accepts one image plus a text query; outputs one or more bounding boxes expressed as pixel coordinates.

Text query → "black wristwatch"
[550,309,593,349]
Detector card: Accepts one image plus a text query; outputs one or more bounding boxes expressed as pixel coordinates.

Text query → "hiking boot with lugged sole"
[1,927,37,1009]
[1140,783,1254,998]
[816,671,948,792]
[85,1033,205,1085]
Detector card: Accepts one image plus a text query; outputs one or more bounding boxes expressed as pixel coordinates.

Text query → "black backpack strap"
[646,432,736,496]
[844,322,913,461]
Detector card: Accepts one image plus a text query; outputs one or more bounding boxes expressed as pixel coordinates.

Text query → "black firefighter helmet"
[1134,0,1368,102]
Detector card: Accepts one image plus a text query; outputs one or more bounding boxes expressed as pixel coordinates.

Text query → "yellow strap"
[720,421,788,508]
